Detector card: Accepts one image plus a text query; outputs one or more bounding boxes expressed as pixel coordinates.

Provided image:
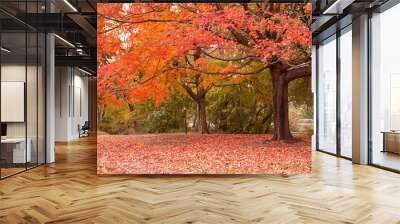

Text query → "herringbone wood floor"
[1,136,400,224]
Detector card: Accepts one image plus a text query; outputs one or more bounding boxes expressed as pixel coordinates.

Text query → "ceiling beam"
[55,55,97,73]
[66,13,97,47]
[12,13,82,32]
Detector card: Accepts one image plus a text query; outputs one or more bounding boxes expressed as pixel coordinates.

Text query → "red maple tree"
[97,3,312,140]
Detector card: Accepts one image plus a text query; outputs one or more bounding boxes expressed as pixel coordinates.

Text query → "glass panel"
[0,1,46,178]
[317,35,337,154]
[1,30,27,177]
[27,31,38,169]
[339,26,352,158]
[371,4,400,171]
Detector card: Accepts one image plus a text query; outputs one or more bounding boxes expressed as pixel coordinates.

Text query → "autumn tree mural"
[97,3,312,174]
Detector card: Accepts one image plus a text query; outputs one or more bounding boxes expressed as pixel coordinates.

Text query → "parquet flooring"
[0,167,26,178]
[1,136,400,223]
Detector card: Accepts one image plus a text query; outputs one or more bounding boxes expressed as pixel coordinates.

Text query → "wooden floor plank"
[0,136,400,223]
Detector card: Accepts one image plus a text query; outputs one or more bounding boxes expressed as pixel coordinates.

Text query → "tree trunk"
[180,82,209,134]
[270,63,293,141]
[197,95,209,134]
[98,105,107,123]
[192,114,197,128]
[220,101,229,132]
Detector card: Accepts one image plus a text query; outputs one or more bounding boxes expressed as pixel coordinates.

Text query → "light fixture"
[76,48,87,56]
[63,0,78,12]
[322,0,355,15]
[78,67,93,76]
[1,47,11,53]
[54,34,75,48]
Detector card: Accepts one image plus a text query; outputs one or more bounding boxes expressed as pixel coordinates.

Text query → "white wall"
[72,73,89,138]
[55,66,70,141]
[1,63,46,164]
[1,65,36,138]
[55,67,89,141]
[1,65,26,136]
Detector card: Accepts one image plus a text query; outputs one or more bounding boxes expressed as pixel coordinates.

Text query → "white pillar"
[46,32,55,163]
[352,14,369,164]
[312,45,317,151]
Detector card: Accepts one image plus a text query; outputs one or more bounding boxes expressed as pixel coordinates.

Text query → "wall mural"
[97,3,313,174]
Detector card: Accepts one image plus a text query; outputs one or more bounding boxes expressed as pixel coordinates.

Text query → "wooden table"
[1,138,31,164]
[381,131,400,154]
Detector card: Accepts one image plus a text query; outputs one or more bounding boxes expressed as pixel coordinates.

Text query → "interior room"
[0,0,400,223]
[0,7,46,178]
[54,66,91,142]
[0,0,96,179]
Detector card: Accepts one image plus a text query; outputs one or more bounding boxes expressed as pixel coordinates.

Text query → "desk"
[381,131,400,154]
[1,138,31,163]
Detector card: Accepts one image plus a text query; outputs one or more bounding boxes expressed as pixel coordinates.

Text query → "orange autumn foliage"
[97,3,311,107]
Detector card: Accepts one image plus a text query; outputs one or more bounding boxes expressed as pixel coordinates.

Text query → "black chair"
[79,121,90,138]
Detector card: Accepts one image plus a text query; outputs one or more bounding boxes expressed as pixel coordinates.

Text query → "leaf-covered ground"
[97,133,311,175]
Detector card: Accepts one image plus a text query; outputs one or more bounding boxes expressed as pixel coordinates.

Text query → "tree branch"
[200,48,261,62]
[173,65,269,76]
[228,29,251,47]
[180,83,199,101]
[285,61,311,82]
[99,14,190,25]
[98,23,123,34]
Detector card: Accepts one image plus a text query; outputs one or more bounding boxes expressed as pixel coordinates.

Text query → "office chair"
[79,121,90,138]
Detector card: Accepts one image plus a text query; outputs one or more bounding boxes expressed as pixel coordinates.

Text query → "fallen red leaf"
[97,133,311,175]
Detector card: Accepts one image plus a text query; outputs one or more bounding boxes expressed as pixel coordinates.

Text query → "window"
[370,3,400,171]
[317,35,337,154]
[339,26,352,158]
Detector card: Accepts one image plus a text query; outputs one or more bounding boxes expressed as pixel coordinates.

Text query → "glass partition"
[317,35,337,154]
[1,30,28,177]
[0,1,46,179]
[27,31,38,169]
